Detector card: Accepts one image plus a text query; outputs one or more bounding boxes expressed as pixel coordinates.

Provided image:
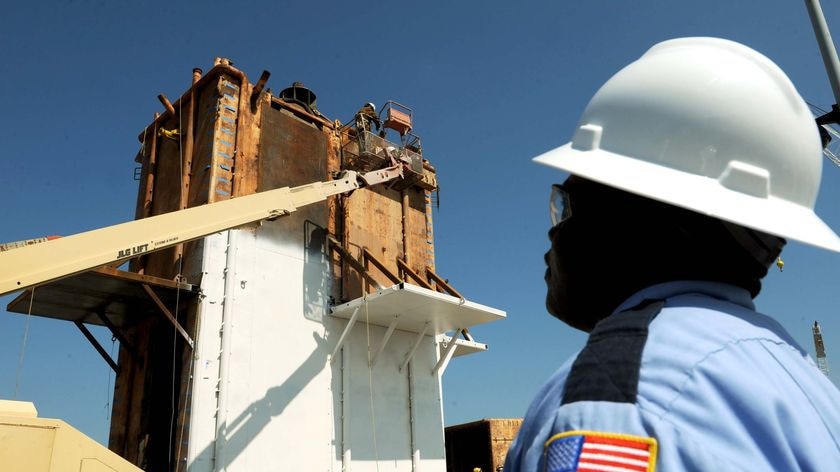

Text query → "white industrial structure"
[184,226,503,471]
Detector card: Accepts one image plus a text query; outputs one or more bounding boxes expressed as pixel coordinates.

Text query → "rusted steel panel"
[208,76,240,203]
[108,341,133,456]
[325,131,344,303]
[259,103,328,191]
[488,419,523,469]
[124,319,152,465]
[150,116,183,216]
[339,164,436,300]
[142,113,183,280]
[133,132,152,222]
[188,79,221,207]
[406,186,434,276]
[424,190,436,272]
[445,419,522,472]
[118,55,442,469]
[232,81,261,197]
[256,102,330,243]
[342,184,404,300]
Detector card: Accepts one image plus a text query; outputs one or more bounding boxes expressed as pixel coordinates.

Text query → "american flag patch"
[543,431,657,472]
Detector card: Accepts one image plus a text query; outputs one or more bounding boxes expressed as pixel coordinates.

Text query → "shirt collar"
[612,280,755,315]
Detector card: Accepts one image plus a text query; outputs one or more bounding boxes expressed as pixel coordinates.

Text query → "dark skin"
[544,176,779,332]
[544,176,642,331]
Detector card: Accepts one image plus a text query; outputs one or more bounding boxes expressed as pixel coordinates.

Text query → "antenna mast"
[805,0,840,105]
[804,0,840,147]
[813,321,831,377]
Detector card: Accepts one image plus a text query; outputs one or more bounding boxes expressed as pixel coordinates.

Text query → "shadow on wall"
[303,220,329,322]
[190,221,335,469]
[191,331,330,469]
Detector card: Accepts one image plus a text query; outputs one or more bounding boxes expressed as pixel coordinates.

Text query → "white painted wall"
[185,221,447,472]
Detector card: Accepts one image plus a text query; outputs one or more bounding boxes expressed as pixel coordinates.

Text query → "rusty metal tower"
[813,321,831,377]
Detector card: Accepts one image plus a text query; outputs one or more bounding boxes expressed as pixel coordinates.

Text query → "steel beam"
[331,306,361,363]
[433,328,463,376]
[74,320,119,373]
[142,284,194,349]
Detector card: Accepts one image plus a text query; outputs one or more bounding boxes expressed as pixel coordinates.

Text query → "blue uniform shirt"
[505,281,840,471]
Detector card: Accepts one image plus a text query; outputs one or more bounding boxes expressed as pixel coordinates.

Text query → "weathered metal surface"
[113,66,250,468]
[259,103,328,190]
[207,76,239,203]
[342,183,404,300]
[107,59,453,471]
[137,63,248,141]
[250,70,270,109]
[444,419,523,472]
[256,101,330,251]
[158,94,176,116]
[187,80,219,206]
[407,187,435,275]
[232,80,261,198]
[424,190,436,271]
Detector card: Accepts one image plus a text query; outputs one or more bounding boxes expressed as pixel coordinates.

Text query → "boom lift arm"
[0,165,403,298]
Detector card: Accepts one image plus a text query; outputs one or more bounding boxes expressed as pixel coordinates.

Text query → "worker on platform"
[354,102,382,157]
[505,38,840,471]
[355,102,381,134]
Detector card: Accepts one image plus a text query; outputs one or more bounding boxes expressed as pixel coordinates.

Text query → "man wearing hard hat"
[505,38,840,471]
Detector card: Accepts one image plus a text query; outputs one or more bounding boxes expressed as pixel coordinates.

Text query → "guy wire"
[14,287,36,399]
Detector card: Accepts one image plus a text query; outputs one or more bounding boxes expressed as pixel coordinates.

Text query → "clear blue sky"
[2,1,840,446]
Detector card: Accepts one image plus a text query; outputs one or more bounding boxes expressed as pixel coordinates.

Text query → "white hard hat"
[366,102,376,112]
[534,37,840,252]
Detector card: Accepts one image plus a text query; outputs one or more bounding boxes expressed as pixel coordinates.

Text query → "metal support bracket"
[433,328,463,376]
[75,320,119,373]
[142,284,194,349]
[370,315,400,367]
[331,306,361,363]
[400,322,430,372]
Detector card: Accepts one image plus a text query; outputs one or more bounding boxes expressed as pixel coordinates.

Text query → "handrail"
[396,259,434,290]
[362,248,402,285]
[425,267,463,299]
[326,235,384,291]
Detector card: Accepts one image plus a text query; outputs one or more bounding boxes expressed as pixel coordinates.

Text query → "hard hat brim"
[534,143,840,253]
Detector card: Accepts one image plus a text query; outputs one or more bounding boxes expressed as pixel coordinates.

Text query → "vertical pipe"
[182,69,201,209]
[230,74,248,198]
[214,230,237,472]
[408,361,420,471]
[424,190,435,273]
[805,0,840,105]
[250,70,270,109]
[342,196,351,300]
[143,113,160,219]
[174,69,201,271]
[137,113,160,275]
[362,252,371,295]
[401,190,410,265]
[341,344,352,472]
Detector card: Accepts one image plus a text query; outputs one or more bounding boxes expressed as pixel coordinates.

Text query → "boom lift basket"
[342,131,394,172]
[382,100,413,136]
